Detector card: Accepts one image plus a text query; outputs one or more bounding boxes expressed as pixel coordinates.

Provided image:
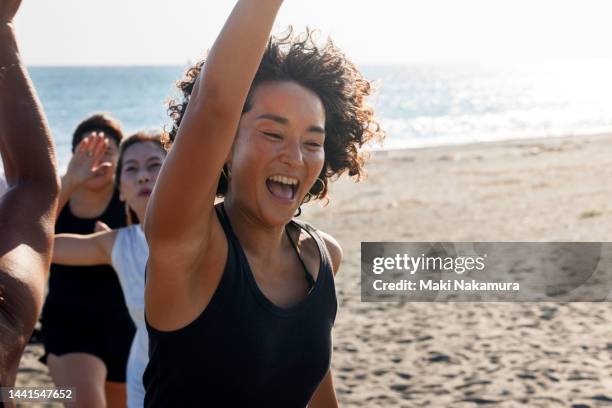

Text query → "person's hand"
[0,0,22,24]
[64,132,111,188]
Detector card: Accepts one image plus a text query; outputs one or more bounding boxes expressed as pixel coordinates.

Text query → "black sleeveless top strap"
[285,224,315,290]
[144,203,337,407]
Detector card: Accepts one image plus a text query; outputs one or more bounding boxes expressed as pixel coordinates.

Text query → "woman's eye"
[306,142,323,148]
[125,167,137,172]
[149,163,161,170]
[262,131,282,139]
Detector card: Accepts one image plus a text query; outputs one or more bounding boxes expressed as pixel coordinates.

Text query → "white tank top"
[111,224,148,408]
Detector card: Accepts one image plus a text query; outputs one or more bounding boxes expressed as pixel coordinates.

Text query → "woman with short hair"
[40,114,135,408]
[143,1,383,406]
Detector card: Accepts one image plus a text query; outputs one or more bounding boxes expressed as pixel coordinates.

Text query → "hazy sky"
[13,0,612,65]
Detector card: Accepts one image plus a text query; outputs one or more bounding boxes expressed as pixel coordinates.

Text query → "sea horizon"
[23,60,612,170]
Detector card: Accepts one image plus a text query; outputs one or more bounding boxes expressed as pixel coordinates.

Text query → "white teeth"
[268,175,299,186]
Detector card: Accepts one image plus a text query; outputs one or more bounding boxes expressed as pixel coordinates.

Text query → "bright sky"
[13,0,612,65]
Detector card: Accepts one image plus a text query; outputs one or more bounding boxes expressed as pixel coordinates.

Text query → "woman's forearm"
[56,173,79,216]
[0,23,59,197]
[53,232,114,266]
[195,0,284,115]
[145,0,284,245]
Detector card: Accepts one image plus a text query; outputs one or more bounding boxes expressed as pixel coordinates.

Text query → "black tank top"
[44,190,129,309]
[143,204,337,407]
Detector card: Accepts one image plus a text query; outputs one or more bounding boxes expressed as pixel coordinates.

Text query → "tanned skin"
[0,0,60,396]
[145,1,340,405]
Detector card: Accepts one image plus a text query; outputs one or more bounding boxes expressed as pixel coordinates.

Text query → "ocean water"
[26,60,612,170]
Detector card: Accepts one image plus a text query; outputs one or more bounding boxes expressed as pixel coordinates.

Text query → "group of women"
[0,0,383,407]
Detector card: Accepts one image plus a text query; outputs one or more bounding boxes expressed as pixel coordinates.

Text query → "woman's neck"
[69,183,115,218]
[134,206,146,226]
[223,197,286,260]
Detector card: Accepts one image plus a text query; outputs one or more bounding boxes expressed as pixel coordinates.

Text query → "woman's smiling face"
[228,80,326,225]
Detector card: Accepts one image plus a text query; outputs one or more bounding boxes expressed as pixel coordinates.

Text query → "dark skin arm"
[0,0,60,390]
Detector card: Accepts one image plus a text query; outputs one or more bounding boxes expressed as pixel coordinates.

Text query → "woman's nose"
[137,171,151,183]
[279,141,302,167]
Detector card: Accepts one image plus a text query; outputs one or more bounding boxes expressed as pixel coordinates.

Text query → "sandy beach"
[17,133,612,407]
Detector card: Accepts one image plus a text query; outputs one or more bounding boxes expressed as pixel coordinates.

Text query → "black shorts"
[40,299,135,383]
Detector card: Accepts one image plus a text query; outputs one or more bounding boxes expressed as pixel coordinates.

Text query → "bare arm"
[144,0,283,311]
[309,369,339,408]
[56,133,110,216]
[0,0,60,387]
[53,230,117,266]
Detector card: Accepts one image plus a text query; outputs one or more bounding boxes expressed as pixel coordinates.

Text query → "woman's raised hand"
[65,132,111,187]
[0,0,22,24]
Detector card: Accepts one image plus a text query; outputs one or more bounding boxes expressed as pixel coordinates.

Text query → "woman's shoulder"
[116,224,146,245]
[113,225,147,256]
[294,221,343,276]
[315,229,343,276]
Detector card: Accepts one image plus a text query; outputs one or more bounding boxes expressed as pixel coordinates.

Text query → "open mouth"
[94,168,107,177]
[266,175,299,202]
[138,189,152,197]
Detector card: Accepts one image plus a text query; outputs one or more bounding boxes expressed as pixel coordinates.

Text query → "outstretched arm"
[53,230,117,267]
[0,0,60,388]
[144,0,283,318]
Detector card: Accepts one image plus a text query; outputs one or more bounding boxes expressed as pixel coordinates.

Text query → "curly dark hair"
[164,28,384,201]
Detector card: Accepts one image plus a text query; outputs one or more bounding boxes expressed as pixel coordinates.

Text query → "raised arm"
[52,230,117,267]
[56,132,109,216]
[144,0,283,257]
[0,0,60,388]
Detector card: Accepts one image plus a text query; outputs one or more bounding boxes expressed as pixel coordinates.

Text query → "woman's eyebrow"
[257,113,324,134]
[256,113,288,125]
[308,125,325,134]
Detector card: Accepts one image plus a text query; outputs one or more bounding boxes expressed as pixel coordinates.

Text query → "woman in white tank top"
[51,132,166,408]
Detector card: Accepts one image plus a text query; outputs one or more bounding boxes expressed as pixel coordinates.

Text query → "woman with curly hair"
[143,1,382,406]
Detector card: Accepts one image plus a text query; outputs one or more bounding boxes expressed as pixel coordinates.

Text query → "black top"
[45,190,129,307]
[144,204,337,407]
